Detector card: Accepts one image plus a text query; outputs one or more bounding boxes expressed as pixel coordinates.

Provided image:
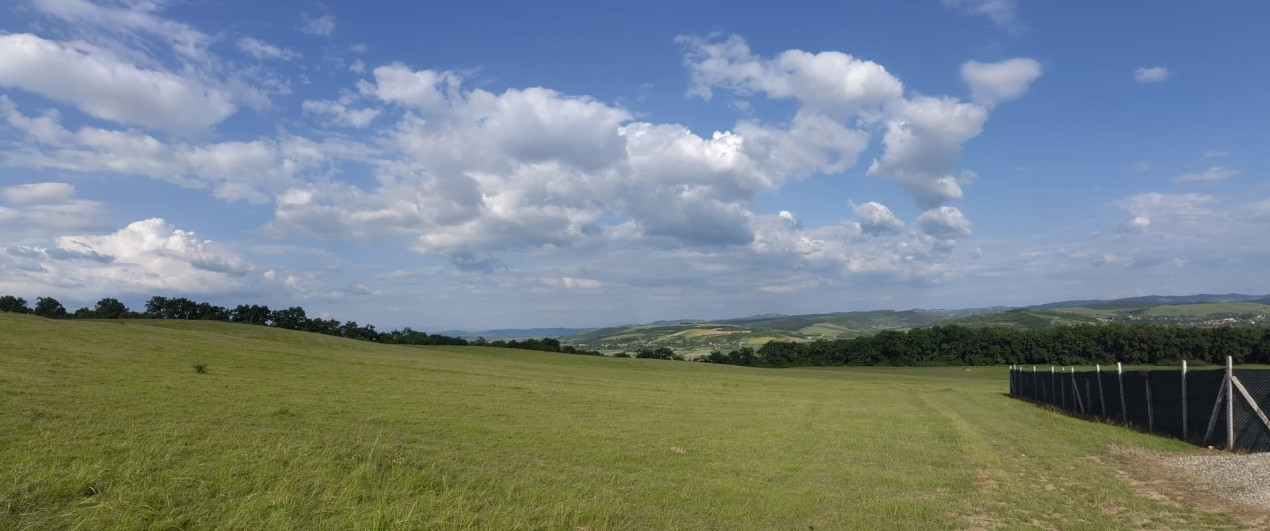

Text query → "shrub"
[193,363,208,374]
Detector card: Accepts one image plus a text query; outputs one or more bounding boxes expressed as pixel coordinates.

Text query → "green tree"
[94,298,129,319]
[0,295,30,314]
[33,297,68,319]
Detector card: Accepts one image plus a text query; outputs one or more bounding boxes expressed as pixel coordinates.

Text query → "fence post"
[1096,364,1106,417]
[1051,366,1056,404]
[1182,360,1188,440]
[1032,366,1037,400]
[1117,362,1127,422]
[1227,356,1234,451]
[1145,372,1154,432]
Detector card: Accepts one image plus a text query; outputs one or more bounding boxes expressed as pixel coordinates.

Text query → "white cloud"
[916,206,972,239]
[1114,192,1215,232]
[1203,149,1228,158]
[300,14,336,37]
[0,33,237,132]
[3,182,76,204]
[942,0,1022,33]
[681,34,1003,211]
[852,201,905,235]
[301,99,380,129]
[0,218,249,298]
[0,101,325,204]
[960,58,1042,108]
[1173,166,1238,183]
[0,182,105,243]
[29,0,211,61]
[237,37,299,61]
[678,34,903,119]
[867,96,988,209]
[1134,67,1173,83]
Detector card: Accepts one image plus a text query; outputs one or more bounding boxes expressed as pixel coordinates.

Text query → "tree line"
[701,323,1270,367]
[0,294,469,346]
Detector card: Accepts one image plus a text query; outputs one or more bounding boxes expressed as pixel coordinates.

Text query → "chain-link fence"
[1009,358,1270,452]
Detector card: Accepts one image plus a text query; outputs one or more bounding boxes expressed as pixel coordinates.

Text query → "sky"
[1,0,1268,330]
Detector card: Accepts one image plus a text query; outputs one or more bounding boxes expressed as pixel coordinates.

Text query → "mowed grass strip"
[0,314,1234,529]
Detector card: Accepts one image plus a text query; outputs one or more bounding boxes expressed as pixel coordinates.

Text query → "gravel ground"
[1169,453,1270,510]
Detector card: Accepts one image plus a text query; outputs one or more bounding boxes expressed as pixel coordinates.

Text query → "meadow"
[0,313,1239,528]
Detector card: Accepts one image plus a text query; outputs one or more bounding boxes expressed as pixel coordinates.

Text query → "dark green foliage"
[635,347,683,360]
[485,337,603,356]
[0,295,31,314]
[93,298,130,319]
[5,293,469,348]
[700,323,1270,368]
[33,297,68,319]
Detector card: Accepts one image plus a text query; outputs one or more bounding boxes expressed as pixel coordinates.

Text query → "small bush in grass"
[193,363,208,374]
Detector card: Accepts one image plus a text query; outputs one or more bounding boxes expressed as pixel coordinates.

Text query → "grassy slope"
[0,314,1232,529]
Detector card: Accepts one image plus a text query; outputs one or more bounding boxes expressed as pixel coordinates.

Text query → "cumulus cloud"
[916,206,972,239]
[961,58,1042,108]
[852,201,905,235]
[680,34,1021,211]
[1173,166,1238,183]
[237,37,299,61]
[867,96,988,209]
[0,218,250,297]
[1134,67,1173,83]
[0,33,237,132]
[678,34,903,118]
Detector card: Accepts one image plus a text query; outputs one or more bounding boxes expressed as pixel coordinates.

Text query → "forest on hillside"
[702,323,1270,367]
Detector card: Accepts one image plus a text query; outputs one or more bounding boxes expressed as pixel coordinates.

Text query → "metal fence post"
[1182,360,1188,440]
[1227,356,1234,451]
[1117,362,1127,422]
[1096,364,1106,417]
[1051,366,1056,404]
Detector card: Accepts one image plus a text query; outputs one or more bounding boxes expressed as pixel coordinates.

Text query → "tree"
[33,297,68,319]
[94,298,129,319]
[0,295,30,314]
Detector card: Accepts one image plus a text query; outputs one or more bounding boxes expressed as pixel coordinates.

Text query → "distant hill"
[437,327,596,339]
[1030,293,1264,310]
[560,295,1270,355]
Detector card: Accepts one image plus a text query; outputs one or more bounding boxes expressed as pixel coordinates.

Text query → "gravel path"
[1169,453,1270,510]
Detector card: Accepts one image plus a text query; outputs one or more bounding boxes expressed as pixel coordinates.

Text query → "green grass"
[0,314,1235,528]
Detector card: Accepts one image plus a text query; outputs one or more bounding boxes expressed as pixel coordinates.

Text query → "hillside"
[561,295,1270,354]
[0,314,1237,528]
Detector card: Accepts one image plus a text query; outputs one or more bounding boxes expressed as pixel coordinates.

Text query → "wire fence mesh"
[1009,360,1270,452]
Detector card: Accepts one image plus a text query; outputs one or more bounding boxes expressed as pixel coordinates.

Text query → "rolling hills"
[559,294,1270,355]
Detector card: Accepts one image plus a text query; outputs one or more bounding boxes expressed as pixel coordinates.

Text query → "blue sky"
[1,0,1268,330]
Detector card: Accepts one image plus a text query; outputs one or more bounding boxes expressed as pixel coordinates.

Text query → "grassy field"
[0,313,1238,528]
